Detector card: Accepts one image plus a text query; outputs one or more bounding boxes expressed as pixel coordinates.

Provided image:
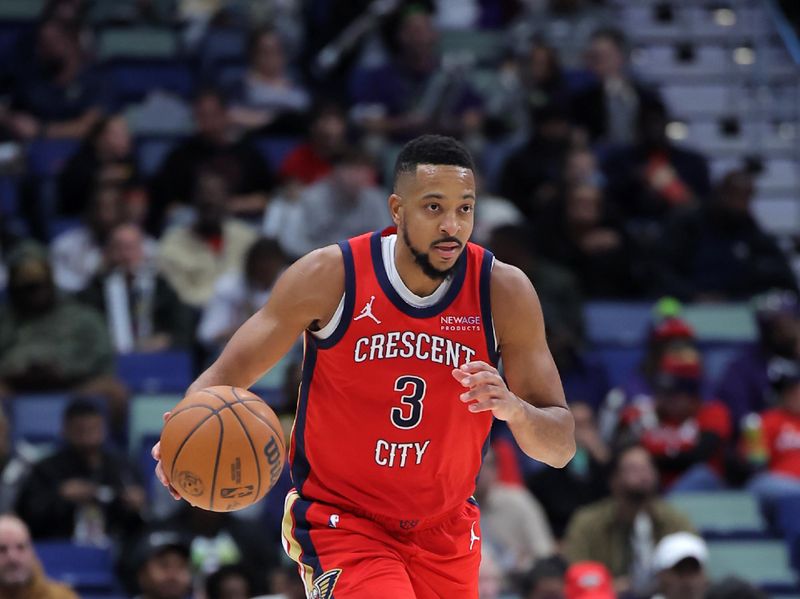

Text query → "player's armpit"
[490,261,576,467]
[187,244,345,394]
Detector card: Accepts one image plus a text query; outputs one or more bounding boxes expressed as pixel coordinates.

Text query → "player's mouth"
[432,242,461,260]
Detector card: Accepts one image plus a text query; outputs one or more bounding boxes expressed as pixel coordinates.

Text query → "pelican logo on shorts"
[399,519,418,530]
[309,569,341,599]
[328,514,339,528]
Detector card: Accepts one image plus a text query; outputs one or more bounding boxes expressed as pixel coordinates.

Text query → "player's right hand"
[152,411,181,500]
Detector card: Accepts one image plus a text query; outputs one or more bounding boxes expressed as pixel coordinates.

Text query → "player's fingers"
[458,371,502,388]
[151,440,161,460]
[162,411,172,423]
[451,368,469,383]
[459,361,499,375]
[459,384,503,403]
[155,462,181,500]
[467,397,499,413]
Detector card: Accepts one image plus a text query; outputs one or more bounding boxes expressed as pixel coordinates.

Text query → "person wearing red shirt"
[748,357,800,516]
[617,352,732,492]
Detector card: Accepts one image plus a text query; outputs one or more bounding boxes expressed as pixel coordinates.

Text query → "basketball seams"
[222,403,263,504]
[208,413,224,511]
[167,409,218,482]
[234,399,285,444]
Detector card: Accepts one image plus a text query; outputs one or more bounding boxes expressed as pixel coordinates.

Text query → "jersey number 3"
[391,375,426,429]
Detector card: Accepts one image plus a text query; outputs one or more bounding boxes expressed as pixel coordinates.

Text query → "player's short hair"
[393,135,475,188]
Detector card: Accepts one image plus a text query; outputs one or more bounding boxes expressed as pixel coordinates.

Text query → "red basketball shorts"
[281,489,482,598]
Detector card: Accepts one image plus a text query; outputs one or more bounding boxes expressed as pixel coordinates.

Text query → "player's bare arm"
[153,244,344,492]
[452,260,576,468]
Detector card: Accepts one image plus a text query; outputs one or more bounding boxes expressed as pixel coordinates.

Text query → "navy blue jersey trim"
[314,241,356,350]
[479,249,499,365]
[290,337,317,492]
[369,230,467,318]
[292,497,324,581]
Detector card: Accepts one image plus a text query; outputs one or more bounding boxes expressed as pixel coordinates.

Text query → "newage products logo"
[440,315,481,332]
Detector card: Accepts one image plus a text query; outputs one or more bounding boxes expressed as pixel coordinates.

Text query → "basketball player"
[153,135,575,598]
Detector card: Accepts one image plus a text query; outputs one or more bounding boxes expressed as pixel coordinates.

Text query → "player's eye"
[426,203,441,212]
[460,204,474,214]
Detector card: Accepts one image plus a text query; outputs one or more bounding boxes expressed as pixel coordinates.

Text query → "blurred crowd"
[0,0,799,598]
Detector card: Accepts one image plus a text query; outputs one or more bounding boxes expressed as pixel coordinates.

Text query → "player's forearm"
[507,402,576,468]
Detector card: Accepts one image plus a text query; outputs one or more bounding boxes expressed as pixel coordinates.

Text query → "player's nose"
[439,211,460,236]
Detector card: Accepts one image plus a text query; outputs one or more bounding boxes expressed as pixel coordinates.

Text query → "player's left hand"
[452,361,526,423]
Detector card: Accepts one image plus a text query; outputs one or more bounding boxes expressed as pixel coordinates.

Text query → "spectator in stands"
[519,556,568,599]
[498,103,574,221]
[528,402,610,539]
[564,146,605,189]
[198,237,286,351]
[747,357,800,516]
[512,0,614,69]
[716,290,800,426]
[131,531,192,599]
[616,352,732,492]
[486,37,570,137]
[1,18,106,140]
[149,89,275,231]
[651,532,710,599]
[534,182,640,298]
[0,515,79,599]
[15,398,145,544]
[0,408,36,514]
[57,114,141,218]
[488,224,584,358]
[273,148,389,258]
[598,311,698,440]
[349,5,483,143]
[261,562,306,599]
[479,547,503,599]
[602,100,710,230]
[563,444,694,596]
[156,504,275,595]
[569,28,660,145]
[78,223,194,353]
[228,27,311,136]
[704,577,767,599]
[564,561,616,599]
[277,103,348,187]
[50,182,128,293]
[158,169,258,309]
[0,244,124,419]
[206,564,253,599]
[476,448,555,577]
[657,169,798,302]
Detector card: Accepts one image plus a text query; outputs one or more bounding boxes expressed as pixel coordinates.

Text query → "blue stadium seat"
[135,137,179,177]
[116,350,193,393]
[198,28,246,72]
[105,59,195,106]
[584,301,653,346]
[254,136,302,171]
[26,138,81,176]
[35,542,117,593]
[10,394,71,446]
[587,345,644,388]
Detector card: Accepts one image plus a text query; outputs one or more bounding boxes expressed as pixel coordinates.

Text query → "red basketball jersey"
[289,227,497,523]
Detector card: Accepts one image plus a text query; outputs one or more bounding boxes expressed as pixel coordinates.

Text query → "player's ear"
[388,193,402,226]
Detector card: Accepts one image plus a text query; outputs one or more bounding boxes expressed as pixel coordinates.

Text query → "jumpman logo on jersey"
[469,521,480,551]
[354,295,381,324]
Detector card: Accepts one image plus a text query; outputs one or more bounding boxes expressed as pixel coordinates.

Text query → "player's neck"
[393,240,444,297]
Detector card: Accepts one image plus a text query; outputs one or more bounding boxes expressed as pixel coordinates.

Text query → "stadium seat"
[588,345,643,388]
[35,541,117,593]
[127,95,192,137]
[669,491,764,539]
[135,136,180,176]
[0,0,44,20]
[439,29,505,66]
[9,394,71,446]
[116,351,193,393]
[752,197,800,236]
[683,304,756,342]
[198,28,247,72]
[26,138,81,177]
[584,302,653,345]
[127,393,182,458]
[706,539,798,593]
[97,27,179,60]
[104,59,195,106]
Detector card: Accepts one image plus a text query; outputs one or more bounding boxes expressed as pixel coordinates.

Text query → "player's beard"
[402,225,461,281]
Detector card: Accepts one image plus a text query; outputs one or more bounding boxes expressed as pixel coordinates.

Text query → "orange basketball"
[159,386,286,512]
